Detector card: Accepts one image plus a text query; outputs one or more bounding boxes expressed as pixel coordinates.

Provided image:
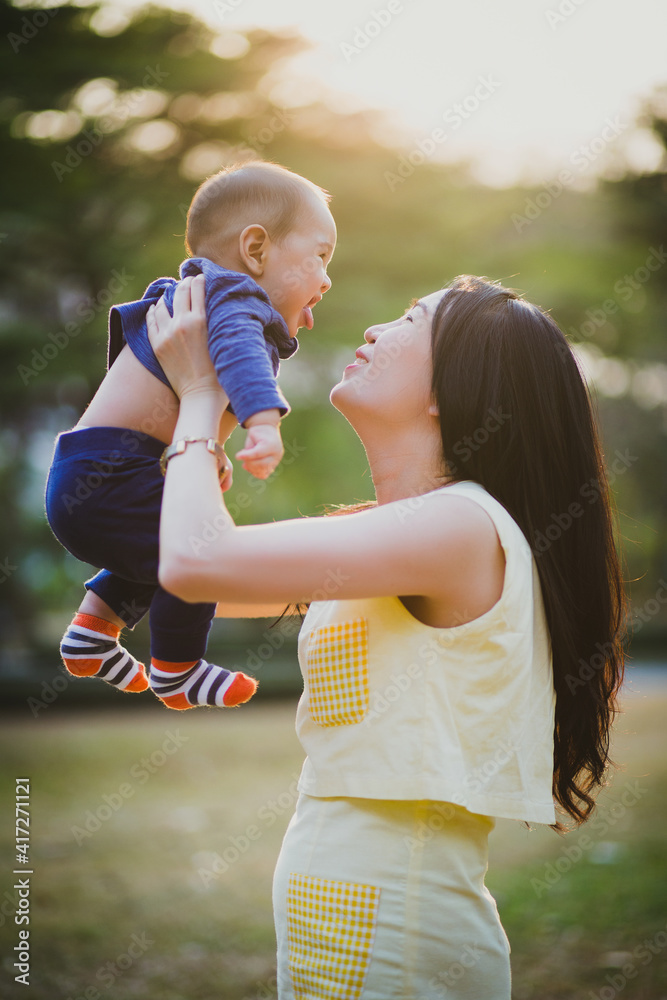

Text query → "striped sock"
[60,613,148,693]
[149,658,258,710]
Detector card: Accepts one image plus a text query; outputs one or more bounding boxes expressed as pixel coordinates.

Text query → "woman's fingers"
[171,274,194,317]
[151,295,172,335]
[219,457,234,493]
[190,273,206,319]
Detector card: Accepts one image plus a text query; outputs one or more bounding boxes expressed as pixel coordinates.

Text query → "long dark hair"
[431,275,626,828]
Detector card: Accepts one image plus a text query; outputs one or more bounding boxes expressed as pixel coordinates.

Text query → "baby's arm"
[205,282,290,479]
[235,408,283,480]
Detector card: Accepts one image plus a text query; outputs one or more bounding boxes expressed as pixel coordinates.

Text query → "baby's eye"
[405,314,414,323]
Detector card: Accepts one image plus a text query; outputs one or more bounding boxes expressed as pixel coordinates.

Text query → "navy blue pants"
[45,426,215,661]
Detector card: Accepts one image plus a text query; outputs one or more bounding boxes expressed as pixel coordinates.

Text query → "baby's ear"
[239,224,269,276]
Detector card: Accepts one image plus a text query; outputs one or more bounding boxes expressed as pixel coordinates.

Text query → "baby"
[45,161,336,710]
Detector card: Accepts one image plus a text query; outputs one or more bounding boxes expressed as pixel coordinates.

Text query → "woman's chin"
[329,379,367,426]
[329,380,344,412]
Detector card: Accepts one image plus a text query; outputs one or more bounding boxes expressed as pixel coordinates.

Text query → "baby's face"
[259,196,336,337]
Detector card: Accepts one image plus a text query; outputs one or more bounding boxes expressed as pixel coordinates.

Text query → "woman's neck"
[364,428,450,506]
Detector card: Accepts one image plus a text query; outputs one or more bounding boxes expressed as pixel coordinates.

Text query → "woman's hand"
[147,274,224,402]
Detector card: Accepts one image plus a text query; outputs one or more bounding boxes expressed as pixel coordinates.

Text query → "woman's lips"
[344,353,369,372]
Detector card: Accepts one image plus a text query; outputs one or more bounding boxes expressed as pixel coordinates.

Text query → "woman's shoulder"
[424,481,528,551]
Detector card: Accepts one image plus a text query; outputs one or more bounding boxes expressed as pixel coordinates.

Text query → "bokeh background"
[0,1,666,997]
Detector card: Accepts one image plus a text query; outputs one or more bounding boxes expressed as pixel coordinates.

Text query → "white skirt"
[272,794,511,1000]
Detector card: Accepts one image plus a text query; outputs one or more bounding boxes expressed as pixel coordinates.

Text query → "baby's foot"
[60,613,148,692]
[149,658,258,710]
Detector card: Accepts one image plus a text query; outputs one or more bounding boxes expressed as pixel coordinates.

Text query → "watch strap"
[160,436,226,476]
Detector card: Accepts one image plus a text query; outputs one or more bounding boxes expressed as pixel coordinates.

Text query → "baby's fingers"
[241,457,279,480]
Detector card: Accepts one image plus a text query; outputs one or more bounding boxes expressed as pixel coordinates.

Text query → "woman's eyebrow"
[405,299,427,313]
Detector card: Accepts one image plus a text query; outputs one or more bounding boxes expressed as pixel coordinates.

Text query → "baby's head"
[186,161,336,337]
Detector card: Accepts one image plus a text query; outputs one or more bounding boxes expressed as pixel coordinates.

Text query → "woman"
[147,273,625,999]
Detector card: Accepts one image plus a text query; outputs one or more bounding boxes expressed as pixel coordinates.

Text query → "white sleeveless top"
[294,481,556,825]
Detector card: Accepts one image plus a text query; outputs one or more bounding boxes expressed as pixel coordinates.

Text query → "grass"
[0,673,665,1000]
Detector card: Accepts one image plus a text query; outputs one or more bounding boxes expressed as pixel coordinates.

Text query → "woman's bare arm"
[215,601,292,618]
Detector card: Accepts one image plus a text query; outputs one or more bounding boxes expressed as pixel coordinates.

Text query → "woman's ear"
[239,224,270,277]
[428,402,440,417]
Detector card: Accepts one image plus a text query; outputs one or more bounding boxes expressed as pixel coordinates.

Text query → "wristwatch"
[160,436,227,477]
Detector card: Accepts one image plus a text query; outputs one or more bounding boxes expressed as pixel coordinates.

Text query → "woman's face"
[330,290,445,427]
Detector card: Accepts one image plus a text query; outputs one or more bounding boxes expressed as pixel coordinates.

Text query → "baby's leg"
[147,588,257,710]
[60,571,154,693]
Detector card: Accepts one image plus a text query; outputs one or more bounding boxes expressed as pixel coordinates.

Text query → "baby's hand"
[236,417,284,479]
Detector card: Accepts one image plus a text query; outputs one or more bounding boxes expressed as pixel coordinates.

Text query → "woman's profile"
[146,272,625,999]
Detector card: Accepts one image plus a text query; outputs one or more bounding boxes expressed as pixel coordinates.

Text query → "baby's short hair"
[185,161,331,259]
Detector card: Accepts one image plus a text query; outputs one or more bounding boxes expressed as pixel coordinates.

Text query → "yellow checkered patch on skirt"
[286,873,381,999]
[306,618,369,727]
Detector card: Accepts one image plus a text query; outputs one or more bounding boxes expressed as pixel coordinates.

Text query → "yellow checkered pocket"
[306,618,369,727]
[287,873,380,1000]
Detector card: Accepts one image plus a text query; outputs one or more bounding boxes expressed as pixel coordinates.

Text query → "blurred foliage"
[0,0,666,663]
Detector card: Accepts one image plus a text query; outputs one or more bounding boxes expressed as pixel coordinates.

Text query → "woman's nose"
[364,326,379,344]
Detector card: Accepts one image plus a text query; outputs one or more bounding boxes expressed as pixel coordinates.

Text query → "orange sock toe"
[124,666,150,693]
[223,673,258,707]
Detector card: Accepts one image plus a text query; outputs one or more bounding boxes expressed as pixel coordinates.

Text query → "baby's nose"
[321,272,332,293]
